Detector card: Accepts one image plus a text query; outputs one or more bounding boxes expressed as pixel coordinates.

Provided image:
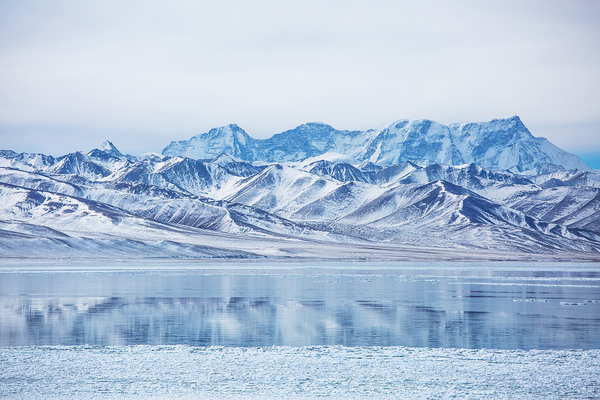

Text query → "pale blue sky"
[1,1,599,167]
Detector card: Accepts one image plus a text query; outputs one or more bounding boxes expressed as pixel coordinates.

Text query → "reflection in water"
[1,267,599,349]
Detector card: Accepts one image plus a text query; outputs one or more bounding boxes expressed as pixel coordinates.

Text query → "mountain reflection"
[1,269,599,349]
[0,294,595,349]
[8,296,404,346]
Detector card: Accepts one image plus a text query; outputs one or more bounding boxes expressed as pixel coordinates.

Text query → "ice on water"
[1,345,599,399]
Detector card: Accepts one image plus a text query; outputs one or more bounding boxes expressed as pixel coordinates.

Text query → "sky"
[1,0,599,167]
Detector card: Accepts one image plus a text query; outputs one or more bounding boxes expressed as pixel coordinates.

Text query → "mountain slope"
[449,116,590,171]
[359,119,465,166]
[329,180,599,253]
[505,186,600,233]
[162,124,257,160]
[0,182,355,258]
[223,164,347,216]
[256,123,375,162]
[0,167,352,244]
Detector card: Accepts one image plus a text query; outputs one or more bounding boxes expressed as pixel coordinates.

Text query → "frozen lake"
[1,260,599,398]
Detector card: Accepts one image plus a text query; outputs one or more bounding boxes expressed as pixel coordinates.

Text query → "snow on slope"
[223,164,345,216]
[360,119,465,166]
[0,181,173,236]
[0,150,56,171]
[526,169,600,189]
[0,168,350,243]
[162,124,257,160]
[256,123,376,162]
[0,182,344,259]
[0,220,255,259]
[449,117,591,171]
[289,181,385,222]
[505,185,600,233]
[306,161,371,183]
[289,179,599,253]
[336,180,545,232]
[213,163,600,253]
[0,167,87,198]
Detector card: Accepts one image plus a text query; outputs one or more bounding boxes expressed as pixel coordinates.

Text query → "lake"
[2,260,600,399]
[2,260,599,349]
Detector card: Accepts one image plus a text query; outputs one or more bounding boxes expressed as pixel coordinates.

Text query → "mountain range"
[163,116,589,172]
[1,116,599,260]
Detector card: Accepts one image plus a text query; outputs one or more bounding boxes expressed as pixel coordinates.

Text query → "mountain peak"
[509,115,522,122]
[288,122,336,133]
[205,124,250,139]
[163,124,256,161]
[99,140,117,151]
[490,115,522,123]
[209,123,243,133]
[488,115,526,130]
[88,141,123,158]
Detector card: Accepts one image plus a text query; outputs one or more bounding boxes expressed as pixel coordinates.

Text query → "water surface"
[1,260,599,349]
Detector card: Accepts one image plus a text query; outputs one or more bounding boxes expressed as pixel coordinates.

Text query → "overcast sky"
[1,0,599,167]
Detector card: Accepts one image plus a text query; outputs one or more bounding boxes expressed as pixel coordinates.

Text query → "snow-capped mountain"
[448,117,590,172]
[256,123,375,162]
[162,116,590,172]
[163,124,257,160]
[0,150,56,171]
[1,118,599,259]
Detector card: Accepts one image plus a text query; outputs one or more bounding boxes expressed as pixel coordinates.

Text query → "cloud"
[0,0,599,157]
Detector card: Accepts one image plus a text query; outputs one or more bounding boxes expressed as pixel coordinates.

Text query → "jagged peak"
[135,152,167,161]
[223,123,241,130]
[188,124,248,140]
[88,141,123,159]
[97,141,121,153]
[0,150,19,159]
[485,115,527,128]
[455,162,482,171]
[450,115,525,129]
[201,125,254,147]
[509,115,522,122]
[307,159,335,168]
[208,124,246,134]
[425,179,478,197]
